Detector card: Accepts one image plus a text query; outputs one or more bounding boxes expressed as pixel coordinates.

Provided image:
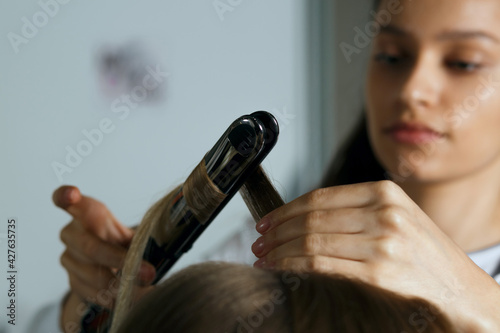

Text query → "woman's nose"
[399,54,442,110]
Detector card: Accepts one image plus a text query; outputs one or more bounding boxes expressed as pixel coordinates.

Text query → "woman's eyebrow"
[380,24,500,44]
[436,30,500,44]
[379,25,407,37]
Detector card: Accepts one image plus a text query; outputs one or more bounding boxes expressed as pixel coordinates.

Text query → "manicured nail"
[254,258,276,270]
[139,263,156,283]
[251,237,265,256]
[256,218,270,233]
[254,257,266,268]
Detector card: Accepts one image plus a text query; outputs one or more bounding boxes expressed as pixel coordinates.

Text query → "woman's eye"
[374,53,402,65]
[447,60,482,72]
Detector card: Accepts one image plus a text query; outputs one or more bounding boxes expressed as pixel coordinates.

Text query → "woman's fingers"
[62,249,155,310]
[61,245,156,310]
[53,185,133,242]
[61,250,117,290]
[68,275,116,309]
[60,226,156,281]
[261,255,366,277]
[259,185,369,231]
[252,207,370,258]
[254,233,372,265]
[258,181,401,233]
[55,185,156,308]
[250,181,418,284]
[60,223,128,269]
[55,186,158,330]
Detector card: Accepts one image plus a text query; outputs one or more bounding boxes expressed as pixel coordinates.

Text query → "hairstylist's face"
[366,0,500,183]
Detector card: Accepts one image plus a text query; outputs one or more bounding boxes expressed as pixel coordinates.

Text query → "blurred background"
[0,0,373,331]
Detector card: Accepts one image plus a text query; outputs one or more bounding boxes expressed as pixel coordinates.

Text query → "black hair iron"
[81,111,280,332]
[145,110,279,283]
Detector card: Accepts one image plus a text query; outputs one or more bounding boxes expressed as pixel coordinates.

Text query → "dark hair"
[115,262,457,333]
[321,115,386,187]
[321,0,391,187]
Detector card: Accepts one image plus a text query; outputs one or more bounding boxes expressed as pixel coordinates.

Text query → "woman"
[54,0,500,331]
[114,261,456,332]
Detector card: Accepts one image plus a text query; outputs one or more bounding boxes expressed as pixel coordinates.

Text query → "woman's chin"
[383,158,458,185]
[378,151,448,184]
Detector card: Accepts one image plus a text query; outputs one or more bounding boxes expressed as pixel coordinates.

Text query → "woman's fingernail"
[251,237,265,256]
[139,263,156,283]
[254,257,266,268]
[254,258,276,270]
[256,218,270,233]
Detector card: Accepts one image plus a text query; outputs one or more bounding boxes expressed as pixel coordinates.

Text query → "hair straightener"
[145,110,279,283]
[81,111,280,332]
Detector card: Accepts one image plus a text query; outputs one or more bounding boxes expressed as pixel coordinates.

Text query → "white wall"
[0,1,313,331]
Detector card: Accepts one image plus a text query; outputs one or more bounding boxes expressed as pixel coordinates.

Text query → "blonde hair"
[114,262,457,333]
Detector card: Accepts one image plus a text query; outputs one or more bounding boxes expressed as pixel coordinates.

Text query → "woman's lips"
[384,123,445,144]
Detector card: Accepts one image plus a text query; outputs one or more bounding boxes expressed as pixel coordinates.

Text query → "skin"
[57,0,500,331]
[54,186,155,332]
[252,0,500,331]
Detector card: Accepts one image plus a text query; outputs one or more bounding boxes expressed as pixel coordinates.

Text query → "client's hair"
[114,262,457,333]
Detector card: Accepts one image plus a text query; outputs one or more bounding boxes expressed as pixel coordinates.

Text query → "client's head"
[114,262,456,333]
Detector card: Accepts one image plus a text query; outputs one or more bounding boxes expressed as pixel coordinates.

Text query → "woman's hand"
[53,186,156,332]
[252,180,500,332]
